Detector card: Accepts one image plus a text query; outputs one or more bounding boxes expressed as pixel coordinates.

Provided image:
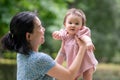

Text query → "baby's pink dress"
[58,26,98,77]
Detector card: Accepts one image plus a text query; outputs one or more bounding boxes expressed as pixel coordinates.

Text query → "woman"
[1,11,86,80]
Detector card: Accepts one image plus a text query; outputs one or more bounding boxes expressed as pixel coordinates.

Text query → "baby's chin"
[67,31,76,35]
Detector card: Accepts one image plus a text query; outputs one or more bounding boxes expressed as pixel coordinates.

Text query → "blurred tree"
[67,0,120,62]
[0,0,120,63]
[0,0,68,57]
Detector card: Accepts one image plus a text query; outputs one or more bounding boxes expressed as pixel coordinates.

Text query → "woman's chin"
[41,40,45,44]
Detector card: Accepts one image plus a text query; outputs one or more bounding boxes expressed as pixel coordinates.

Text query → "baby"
[52,8,98,80]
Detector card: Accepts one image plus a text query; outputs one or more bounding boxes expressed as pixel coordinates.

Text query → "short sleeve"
[59,29,67,41]
[35,53,56,75]
[17,52,55,80]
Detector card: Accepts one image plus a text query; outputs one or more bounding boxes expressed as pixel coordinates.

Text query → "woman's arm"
[55,40,66,65]
[55,50,65,65]
[47,36,86,80]
[81,35,95,50]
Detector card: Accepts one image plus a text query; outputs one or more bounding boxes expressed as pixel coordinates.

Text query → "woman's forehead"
[34,17,41,25]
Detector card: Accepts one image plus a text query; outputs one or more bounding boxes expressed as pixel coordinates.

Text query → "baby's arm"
[81,36,95,51]
[52,31,62,40]
[77,26,95,51]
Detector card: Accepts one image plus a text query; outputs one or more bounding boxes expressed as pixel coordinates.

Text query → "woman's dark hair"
[1,11,37,55]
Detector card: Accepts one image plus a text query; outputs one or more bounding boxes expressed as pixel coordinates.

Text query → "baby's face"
[64,14,83,35]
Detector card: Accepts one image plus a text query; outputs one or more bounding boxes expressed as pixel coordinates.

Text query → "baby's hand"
[86,42,95,51]
[52,31,61,40]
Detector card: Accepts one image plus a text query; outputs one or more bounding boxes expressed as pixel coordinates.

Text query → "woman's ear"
[26,32,31,41]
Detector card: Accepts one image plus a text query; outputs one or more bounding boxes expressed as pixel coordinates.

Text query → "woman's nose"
[42,27,45,31]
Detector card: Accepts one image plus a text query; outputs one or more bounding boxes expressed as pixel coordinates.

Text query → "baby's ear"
[64,23,66,27]
[26,32,31,41]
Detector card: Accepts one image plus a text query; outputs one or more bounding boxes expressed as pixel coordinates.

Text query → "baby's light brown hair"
[63,8,86,26]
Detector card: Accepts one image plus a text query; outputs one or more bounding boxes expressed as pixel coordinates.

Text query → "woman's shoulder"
[17,51,55,64]
[31,52,56,73]
[30,51,55,63]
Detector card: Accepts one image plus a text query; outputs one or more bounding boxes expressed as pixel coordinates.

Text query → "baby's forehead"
[67,12,86,22]
[67,14,83,19]
[66,14,83,22]
[67,10,83,16]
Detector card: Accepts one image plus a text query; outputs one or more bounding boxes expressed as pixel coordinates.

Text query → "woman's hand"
[75,36,86,47]
[86,42,95,51]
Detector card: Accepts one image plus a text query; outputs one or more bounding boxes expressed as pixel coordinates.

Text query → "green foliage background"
[0,0,120,63]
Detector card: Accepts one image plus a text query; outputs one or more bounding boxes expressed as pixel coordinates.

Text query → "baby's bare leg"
[83,68,94,80]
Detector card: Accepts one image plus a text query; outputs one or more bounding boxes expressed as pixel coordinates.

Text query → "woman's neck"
[32,45,40,52]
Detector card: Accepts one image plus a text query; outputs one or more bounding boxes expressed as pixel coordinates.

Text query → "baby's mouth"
[70,28,75,31]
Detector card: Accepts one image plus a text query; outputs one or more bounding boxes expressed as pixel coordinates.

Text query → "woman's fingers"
[75,36,85,46]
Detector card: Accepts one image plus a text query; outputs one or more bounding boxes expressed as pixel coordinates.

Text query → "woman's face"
[29,17,45,50]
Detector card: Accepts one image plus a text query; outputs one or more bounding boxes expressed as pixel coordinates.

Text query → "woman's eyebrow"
[37,24,41,27]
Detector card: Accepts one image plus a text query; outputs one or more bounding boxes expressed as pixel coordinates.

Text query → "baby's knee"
[83,68,94,80]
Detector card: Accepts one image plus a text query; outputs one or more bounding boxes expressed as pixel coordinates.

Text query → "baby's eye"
[69,22,72,24]
[75,23,79,25]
